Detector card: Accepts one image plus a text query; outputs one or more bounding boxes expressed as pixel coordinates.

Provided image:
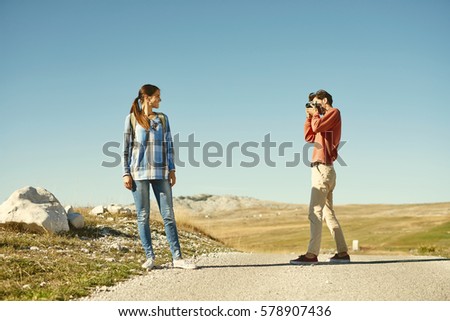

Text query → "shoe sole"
[141,263,155,269]
[289,260,318,265]
[328,259,350,264]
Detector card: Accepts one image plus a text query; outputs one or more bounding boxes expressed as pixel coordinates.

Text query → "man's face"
[312,97,324,107]
[312,97,326,114]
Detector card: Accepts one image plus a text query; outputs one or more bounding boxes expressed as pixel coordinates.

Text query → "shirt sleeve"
[123,114,132,176]
[304,118,315,143]
[164,115,176,172]
[311,108,341,133]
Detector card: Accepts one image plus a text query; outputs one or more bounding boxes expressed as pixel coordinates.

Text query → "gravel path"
[84,253,450,301]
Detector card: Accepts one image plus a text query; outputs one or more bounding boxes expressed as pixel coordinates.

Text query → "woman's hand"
[169,171,176,187]
[123,175,133,190]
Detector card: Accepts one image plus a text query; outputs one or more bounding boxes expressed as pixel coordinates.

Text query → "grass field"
[173,202,450,257]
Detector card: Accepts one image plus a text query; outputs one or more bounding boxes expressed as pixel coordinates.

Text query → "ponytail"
[129,94,150,130]
[129,84,160,131]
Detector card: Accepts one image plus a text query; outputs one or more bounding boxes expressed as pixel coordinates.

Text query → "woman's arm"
[123,114,133,190]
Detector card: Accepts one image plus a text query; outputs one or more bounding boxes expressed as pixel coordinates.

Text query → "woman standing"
[123,84,196,270]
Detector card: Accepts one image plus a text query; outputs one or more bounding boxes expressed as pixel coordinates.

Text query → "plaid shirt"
[123,113,175,180]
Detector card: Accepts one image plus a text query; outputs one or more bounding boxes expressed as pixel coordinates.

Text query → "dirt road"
[85,252,449,301]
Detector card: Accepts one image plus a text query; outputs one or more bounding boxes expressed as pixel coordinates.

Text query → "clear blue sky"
[1,0,449,206]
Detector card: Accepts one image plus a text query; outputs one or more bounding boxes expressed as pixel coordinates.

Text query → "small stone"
[65,205,74,215]
[68,212,85,229]
[90,205,106,215]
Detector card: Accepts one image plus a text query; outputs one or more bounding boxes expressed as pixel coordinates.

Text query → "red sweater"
[304,108,342,165]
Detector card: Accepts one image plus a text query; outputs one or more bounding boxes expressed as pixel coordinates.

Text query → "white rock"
[109,243,122,251]
[90,205,106,215]
[65,205,74,215]
[119,208,132,215]
[68,212,85,229]
[126,204,136,213]
[0,186,69,233]
[107,204,123,214]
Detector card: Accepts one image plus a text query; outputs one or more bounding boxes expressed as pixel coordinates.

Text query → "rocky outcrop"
[0,186,69,233]
[89,204,133,216]
[173,194,279,213]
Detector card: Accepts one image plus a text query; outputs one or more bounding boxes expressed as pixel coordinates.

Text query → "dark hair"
[315,89,333,105]
[129,84,160,130]
[308,92,316,102]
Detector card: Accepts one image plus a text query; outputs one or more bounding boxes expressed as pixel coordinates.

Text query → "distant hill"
[173,194,295,214]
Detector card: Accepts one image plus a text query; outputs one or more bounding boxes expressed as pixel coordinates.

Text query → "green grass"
[394,220,450,257]
[0,208,229,300]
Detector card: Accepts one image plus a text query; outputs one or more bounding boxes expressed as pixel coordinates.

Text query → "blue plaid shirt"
[123,113,175,180]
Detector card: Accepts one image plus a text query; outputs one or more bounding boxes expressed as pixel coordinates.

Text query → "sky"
[1,0,449,206]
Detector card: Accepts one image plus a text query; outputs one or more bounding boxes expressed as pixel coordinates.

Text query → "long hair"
[129,84,160,130]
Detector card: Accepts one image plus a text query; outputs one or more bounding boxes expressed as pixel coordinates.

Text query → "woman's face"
[143,90,161,109]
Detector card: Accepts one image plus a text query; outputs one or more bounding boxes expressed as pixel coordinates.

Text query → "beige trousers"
[307,164,348,256]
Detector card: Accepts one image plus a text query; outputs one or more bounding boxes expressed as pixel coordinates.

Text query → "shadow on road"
[198,258,449,269]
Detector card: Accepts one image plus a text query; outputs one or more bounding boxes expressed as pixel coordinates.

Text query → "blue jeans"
[132,179,182,260]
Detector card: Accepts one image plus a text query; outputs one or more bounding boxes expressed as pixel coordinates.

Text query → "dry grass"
[174,202,450,257]
[0,208,229,300]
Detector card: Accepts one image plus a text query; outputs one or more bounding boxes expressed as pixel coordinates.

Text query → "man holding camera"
[290,89,350,265]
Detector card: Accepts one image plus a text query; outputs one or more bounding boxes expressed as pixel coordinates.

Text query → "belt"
[310,162,332,167]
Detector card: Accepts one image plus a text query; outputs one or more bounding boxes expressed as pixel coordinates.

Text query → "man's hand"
[306,109,312,119]
[169,171,176,187]
[306,107,319,117]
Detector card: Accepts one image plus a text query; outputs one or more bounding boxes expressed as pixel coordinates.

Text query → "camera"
[305,102,319,109]
[305,101,325,115]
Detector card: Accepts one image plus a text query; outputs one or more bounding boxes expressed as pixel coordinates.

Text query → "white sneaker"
[141,258,154,270]
[173,259,197,270]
